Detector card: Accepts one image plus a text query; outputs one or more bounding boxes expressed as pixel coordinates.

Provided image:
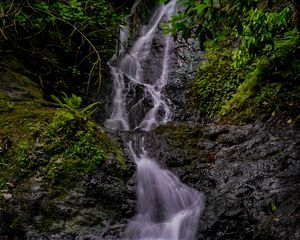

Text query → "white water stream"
[105,0,204,239]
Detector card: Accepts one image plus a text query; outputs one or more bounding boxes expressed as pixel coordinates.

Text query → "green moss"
[193,39,300,124]
[0,67,125,190]
[12,108,125,185]
[156,123,201,149]
[193,48,245,120]
[41,218,57,233]
[219,55,300,124]
[270,200,277,212]
[0,99,15,113]
[44,113,106,180]
[15,140,32,175]
[0,68,54,190]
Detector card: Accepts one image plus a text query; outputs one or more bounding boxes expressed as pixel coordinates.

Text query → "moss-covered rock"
[192,43,300,125]
[219,55,300,124]
[0,60,135,239]
[193,49,244,121]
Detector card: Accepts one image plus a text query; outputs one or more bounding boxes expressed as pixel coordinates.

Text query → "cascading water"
[105,0,204,239]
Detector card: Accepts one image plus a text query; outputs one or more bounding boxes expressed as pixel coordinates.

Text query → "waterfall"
[105,0,204,239]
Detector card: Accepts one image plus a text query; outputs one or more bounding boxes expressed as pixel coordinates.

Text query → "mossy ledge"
[0,61,133,237]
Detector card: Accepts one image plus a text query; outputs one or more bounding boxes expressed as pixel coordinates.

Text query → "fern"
[50,93,100,119]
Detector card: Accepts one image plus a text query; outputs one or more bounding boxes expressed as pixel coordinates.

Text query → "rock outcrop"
[141,122,300,240]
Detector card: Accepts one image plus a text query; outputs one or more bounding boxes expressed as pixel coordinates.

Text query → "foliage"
[9,108,106,182]
[165,0,299,62]
[233,7,296,66]
[0,69,120,186]
[164,0,298,47]
[0,0,129,94]
[0,68,126,192]
[219,54,300,124]
[166,0,300,123]
[194,49,244,119]
[51,93,82,109]
[50,93,101,119]
[192,21,299,123]
[219,27,300,123]
[163,0,258,47]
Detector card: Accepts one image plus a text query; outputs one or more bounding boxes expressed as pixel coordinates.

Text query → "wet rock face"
[0,155,136,240]
[166,37,204,123]
[1,122,298,240]
[142,123,300,240]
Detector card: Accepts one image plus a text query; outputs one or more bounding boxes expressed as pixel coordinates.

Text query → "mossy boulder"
[0,61,135,239]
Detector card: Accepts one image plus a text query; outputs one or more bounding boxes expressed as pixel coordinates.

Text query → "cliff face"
[144,123,300,239]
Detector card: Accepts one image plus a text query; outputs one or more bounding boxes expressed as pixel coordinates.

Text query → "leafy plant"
[166,0,300,123]
[163,0,298,47]
[163,0,258,47]
[50,93,100,119]
[233,7,293,66]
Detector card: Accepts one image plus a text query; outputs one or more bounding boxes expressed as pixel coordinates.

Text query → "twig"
[0,28,8,40]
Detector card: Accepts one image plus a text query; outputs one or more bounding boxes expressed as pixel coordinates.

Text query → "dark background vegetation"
[0,0,133,97]
[165,0,300,123]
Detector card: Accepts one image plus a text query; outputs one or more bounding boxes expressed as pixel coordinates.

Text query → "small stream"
[104,0,204,239]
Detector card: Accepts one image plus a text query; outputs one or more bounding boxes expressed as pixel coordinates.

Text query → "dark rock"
[2,120,297,240]
[166,37,204,123]
[0,150,136,240]
[141,122,300,240]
